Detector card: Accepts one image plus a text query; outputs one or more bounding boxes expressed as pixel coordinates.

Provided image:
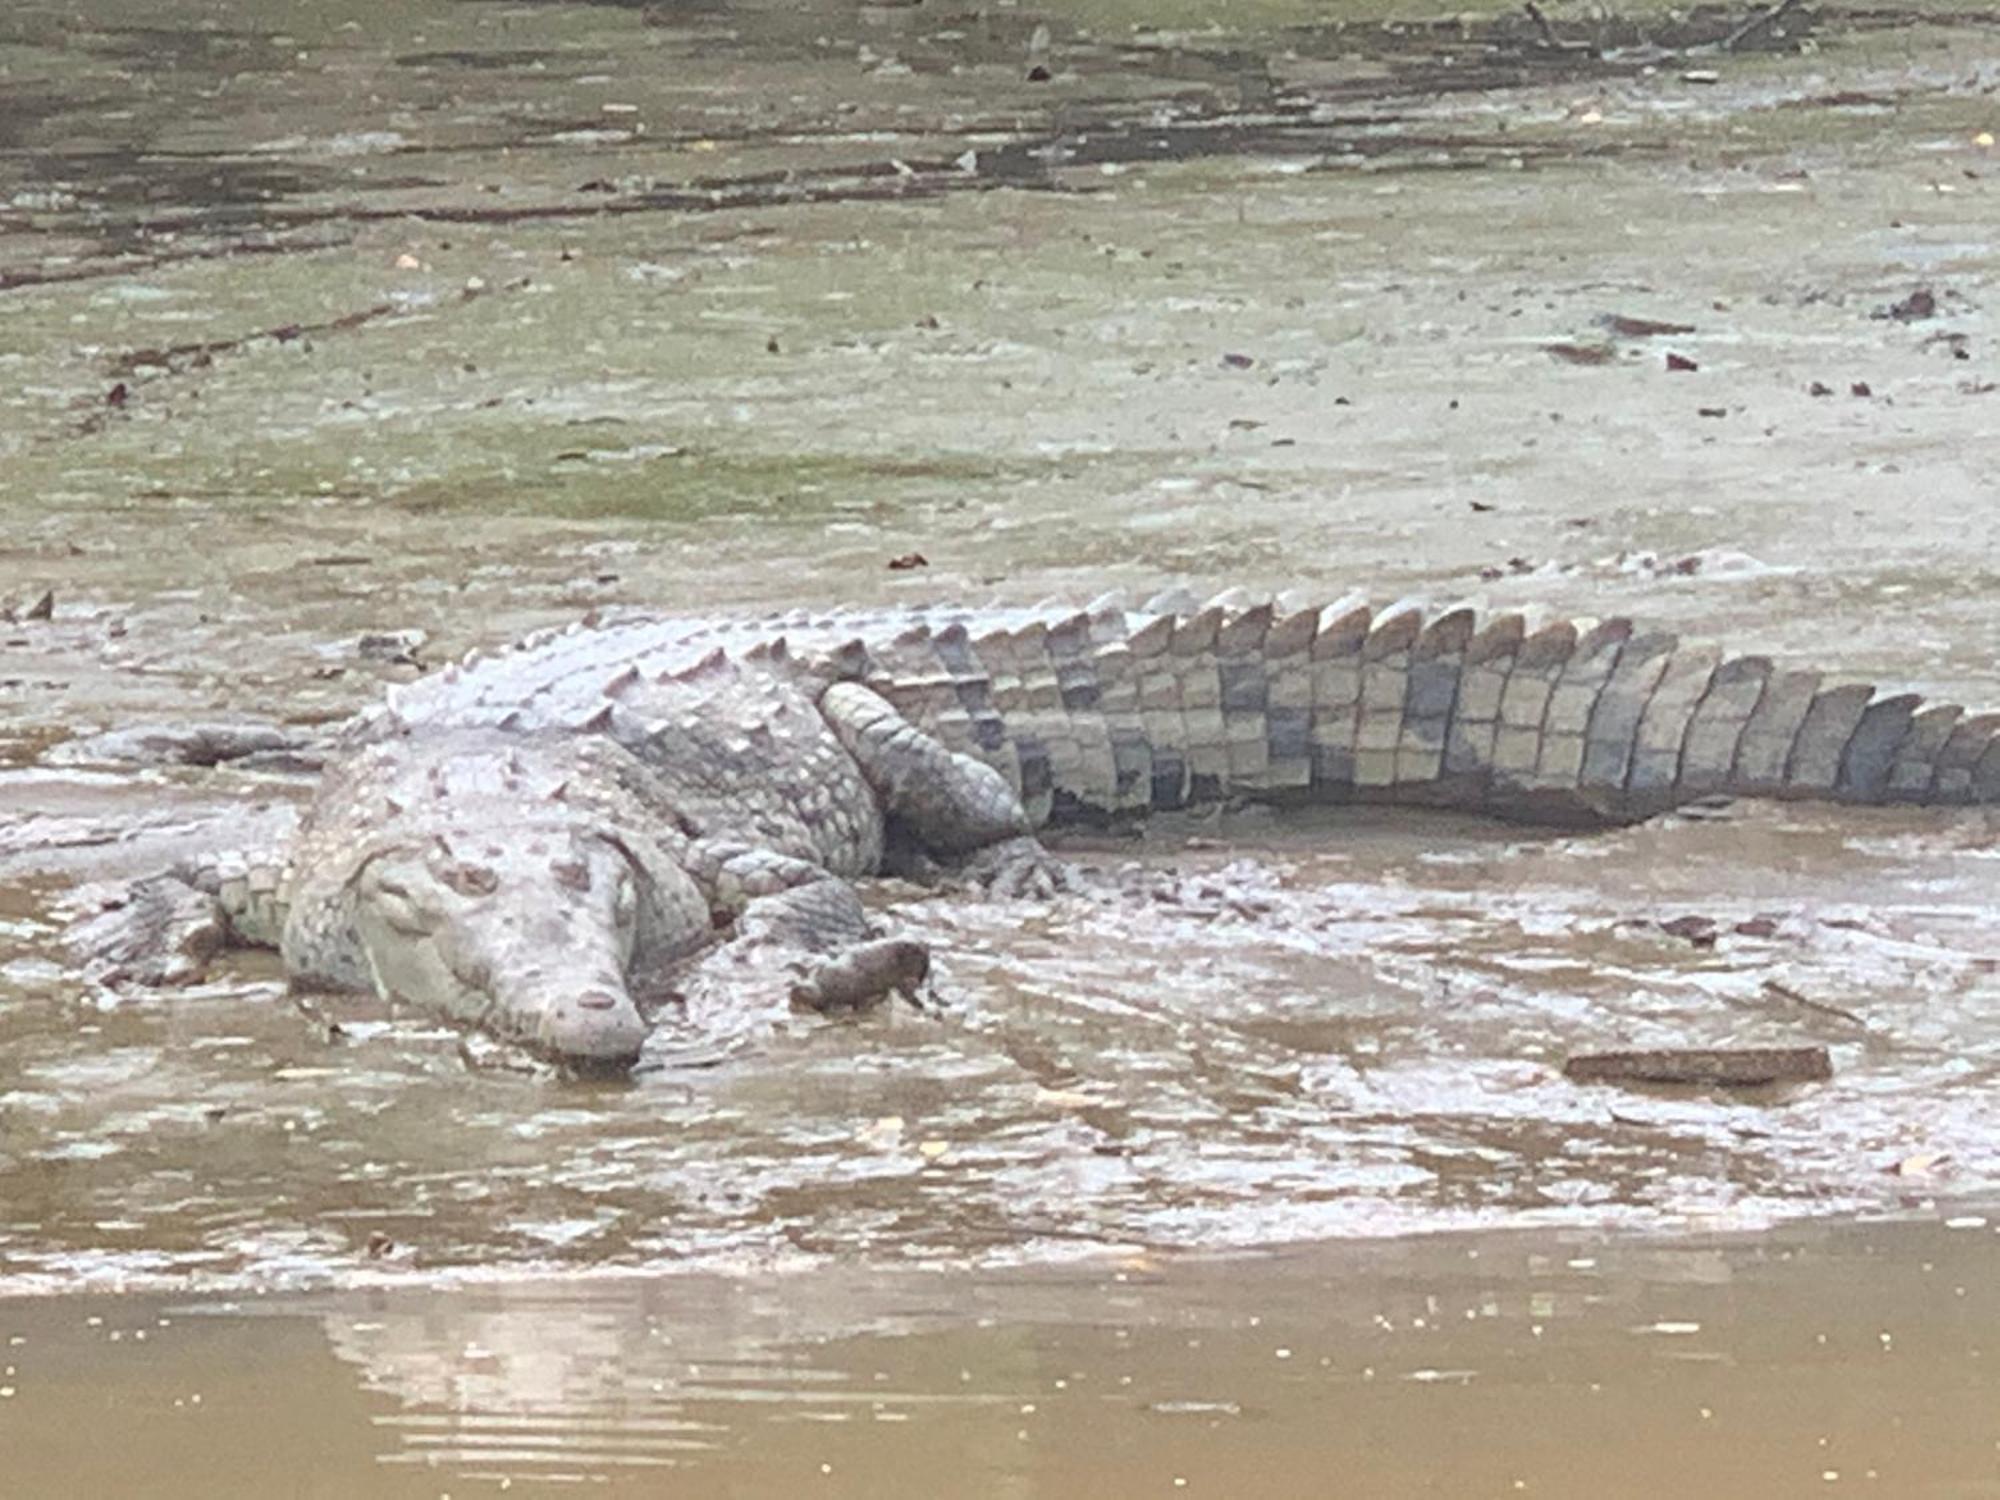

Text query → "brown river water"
[2,0,1998,1491]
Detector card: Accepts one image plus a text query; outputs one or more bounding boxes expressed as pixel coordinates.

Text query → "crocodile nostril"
[577,991,620,1011]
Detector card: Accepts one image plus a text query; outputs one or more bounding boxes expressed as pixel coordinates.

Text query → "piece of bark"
[1564,1046,1832,1088]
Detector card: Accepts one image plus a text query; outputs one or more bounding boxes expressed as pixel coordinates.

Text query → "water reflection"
[10,1216,1998,1496]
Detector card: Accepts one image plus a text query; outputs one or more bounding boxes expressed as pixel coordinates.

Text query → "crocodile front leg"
[656,843,931,1050]
[66,851,289,986]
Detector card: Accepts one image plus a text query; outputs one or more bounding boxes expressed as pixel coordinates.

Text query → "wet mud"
[1,0,1998,1486]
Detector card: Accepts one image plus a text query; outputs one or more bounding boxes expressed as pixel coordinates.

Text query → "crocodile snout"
[538,987,649,1071]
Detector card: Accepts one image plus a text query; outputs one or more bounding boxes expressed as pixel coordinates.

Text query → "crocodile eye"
[371,879,429,936]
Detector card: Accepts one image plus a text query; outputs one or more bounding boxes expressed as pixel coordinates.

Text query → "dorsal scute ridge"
[1204,586,1263,615]
[1141,585,1201,618]
[1217,601,1275,654]
[1364,605,1424,657]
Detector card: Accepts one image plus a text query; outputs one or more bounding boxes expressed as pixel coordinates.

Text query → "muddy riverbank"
[1,0,1998,1487]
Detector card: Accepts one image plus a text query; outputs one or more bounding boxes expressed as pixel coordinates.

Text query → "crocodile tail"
[853,596,2000,829]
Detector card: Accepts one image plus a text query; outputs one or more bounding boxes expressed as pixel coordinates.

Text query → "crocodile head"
[295,731,720,1071]
[337,819,714,1072]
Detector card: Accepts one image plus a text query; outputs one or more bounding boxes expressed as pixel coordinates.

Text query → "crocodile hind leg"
[818,681,1064,895]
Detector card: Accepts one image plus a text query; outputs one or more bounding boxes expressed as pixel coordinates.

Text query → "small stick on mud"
[1564,1046,1833,1088]
[1759,979,1869,1030]
[1718,0,1805,51]
[1521,2,1592,52]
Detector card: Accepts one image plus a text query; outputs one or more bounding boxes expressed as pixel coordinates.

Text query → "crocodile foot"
[790,937,931,1013]
[958,835,1071,900]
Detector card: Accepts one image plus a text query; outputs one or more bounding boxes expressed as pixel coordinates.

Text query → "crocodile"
[66,588,2000,1072]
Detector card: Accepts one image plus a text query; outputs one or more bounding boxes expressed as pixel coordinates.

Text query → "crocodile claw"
[961,835,1071,900]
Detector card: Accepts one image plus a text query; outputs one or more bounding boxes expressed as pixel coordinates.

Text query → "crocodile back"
[350,594,2000,829]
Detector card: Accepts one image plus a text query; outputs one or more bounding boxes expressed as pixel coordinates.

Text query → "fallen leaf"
[1881,288,1936,322]
[886,551,929,571]
[1220,352,1256,369]
[1665,352,1699,372]
[1659,914,1718,946]
[918,1139,951,1160]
